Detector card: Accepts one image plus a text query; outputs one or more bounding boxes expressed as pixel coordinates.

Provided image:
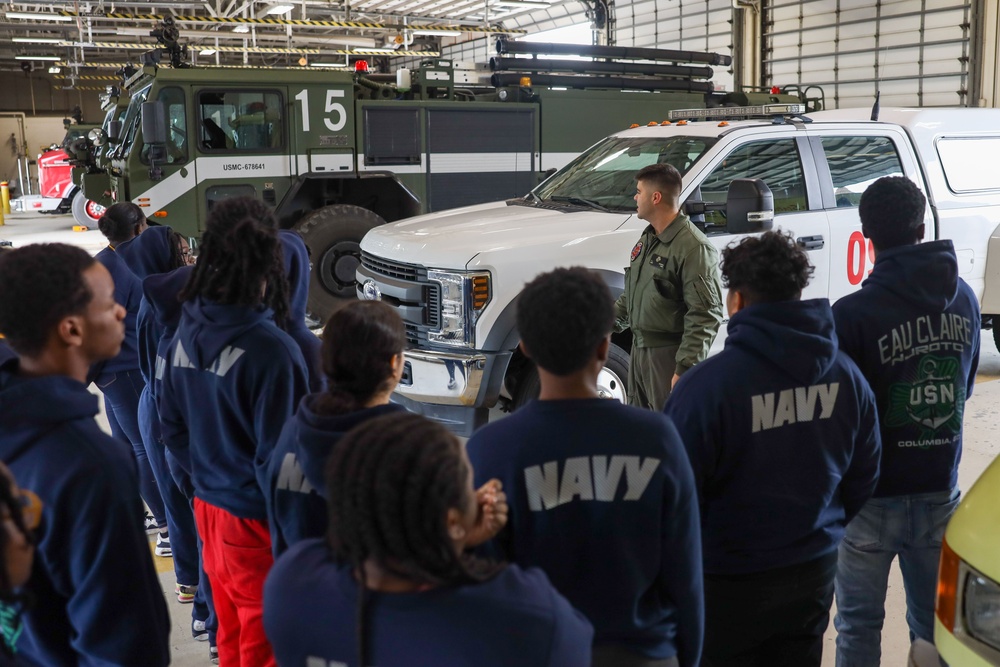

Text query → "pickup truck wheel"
[511,342,630,410]
[295,204,386,325]
[71,190,104,227]
[994,323,1000,353]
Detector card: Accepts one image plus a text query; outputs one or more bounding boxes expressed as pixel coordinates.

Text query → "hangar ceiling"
[0,0,559,88]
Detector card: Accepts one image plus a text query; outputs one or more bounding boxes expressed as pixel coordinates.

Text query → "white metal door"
[764,0,973,108]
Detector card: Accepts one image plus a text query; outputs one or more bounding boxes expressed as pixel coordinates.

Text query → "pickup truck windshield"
[533,136,716,211]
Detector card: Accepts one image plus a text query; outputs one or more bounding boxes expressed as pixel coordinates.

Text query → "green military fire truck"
[74,34,816,322]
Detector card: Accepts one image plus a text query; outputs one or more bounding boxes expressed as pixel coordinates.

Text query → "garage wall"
[0,72,102,118]
[614,0,735,93]
[763,0,973,108]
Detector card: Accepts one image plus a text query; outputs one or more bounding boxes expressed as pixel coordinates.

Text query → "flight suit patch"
[649,254,667,270]
[631,241,643,262]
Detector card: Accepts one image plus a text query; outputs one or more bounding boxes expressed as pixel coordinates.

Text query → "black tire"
[294,204,386,324]
[993,322,1000,353]
[510,342,631,410]
[71,189,104,227]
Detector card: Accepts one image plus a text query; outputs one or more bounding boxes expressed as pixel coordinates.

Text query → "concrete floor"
[5,209,999,666]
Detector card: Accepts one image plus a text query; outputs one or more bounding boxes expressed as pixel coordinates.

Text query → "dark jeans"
[592,645,680,667]
[703,551,838,667]
[96,369,166,525]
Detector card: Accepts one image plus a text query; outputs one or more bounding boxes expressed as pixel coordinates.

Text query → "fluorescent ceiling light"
[264,4,296,15]
[200,48,217,55]
[310,62,351,68]
[15,55,61,61]
[6,12,74,22]
[12,37,63,44]
[232,24,251,33]
[352,47,395,53]
[411,29,463,36]
[47,65,61,73]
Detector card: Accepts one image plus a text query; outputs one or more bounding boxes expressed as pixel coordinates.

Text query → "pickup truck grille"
[359,252,441,333]
[361,252,420,282]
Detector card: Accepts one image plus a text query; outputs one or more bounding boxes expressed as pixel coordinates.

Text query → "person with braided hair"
[263,411,592,667]
[266,299,408,555]
[158,196,309,667]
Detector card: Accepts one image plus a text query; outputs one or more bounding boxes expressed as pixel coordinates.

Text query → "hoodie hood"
[0,361,99,460]
[144,265,195,334]
[725,299,838,386]
[866,240,959,312]
[293,397,405,494]
[117,225,176,279]
[176,297,274,368]
[278,230,309,322]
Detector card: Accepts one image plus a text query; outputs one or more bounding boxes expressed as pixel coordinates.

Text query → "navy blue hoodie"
[665,299,881,575]
[267,398,406,555]
[116,225,176,280]
[278,230,323,393]
[0,359,170,666]
[159,297,309,519]
[833,240,980,497]
[92,247,141,377]
[139,265,194,391]
[264,539,593,667]
[467,399,702,665]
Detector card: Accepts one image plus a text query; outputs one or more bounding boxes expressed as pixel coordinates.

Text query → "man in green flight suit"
[614,163,724,410]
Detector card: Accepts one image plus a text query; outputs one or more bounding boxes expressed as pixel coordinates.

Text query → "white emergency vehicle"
[357,104,1000,435]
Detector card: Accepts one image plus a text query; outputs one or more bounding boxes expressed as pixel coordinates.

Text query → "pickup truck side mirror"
[141,101,168,181]
[726,178,775,234]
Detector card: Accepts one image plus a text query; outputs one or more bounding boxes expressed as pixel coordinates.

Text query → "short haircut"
[721,231,814,304]
[859,176,926,249]
[97,202,146,246]
[517,267,615,376]
[636,163,683,202]
[0,244,96,357]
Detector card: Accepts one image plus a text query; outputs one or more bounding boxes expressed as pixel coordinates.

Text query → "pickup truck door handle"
[797,235,825,250]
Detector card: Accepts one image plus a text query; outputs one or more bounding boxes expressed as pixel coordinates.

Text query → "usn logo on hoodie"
[885,356,965,446]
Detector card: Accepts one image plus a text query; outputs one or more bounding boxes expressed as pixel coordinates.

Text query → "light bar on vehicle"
[667,104,806,121]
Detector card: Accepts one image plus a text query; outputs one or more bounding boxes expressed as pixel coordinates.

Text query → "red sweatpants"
[194,498,276,667]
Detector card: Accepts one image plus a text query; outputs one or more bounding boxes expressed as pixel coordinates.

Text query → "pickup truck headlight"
[427,269,491,348]
[965,572,1000,651]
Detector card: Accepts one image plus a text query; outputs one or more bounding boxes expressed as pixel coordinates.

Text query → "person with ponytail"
[266,300,408,555]
[158,196,309,667]
[263,411,593,667]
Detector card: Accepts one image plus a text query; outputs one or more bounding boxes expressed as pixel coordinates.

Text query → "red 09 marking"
[846,231,876,285]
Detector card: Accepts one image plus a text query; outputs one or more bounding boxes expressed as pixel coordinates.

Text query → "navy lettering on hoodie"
[158,297,309,520]
[0,358,170,666]
[665,299,882,576]
[277,230,323,393]
[833,240,980,497]
[263,539,594,667]
[467,399,703,666]
[266,399,406,555]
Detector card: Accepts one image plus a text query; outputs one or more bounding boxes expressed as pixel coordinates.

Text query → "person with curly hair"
[0,462,36,667]
[663,231,882,666]
[263,411,592,667]
[0,243,170,666]
[158,197,309,667]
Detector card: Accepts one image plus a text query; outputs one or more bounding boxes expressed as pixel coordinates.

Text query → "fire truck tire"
[71,190,104,227]
[510,342,630,410]
[295,204,386,325]
[994,323,1000,353]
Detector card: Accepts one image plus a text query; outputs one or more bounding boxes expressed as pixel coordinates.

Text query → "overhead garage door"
[764,0,972,108]
[615,0,735,93]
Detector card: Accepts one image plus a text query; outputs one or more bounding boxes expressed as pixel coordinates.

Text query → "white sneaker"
[154,531,172,557]
[192,619,209,641]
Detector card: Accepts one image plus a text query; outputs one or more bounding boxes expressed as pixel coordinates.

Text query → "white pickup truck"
[357,105,1000,436]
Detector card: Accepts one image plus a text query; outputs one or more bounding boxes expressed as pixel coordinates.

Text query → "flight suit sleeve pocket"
[691,275,722,310]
